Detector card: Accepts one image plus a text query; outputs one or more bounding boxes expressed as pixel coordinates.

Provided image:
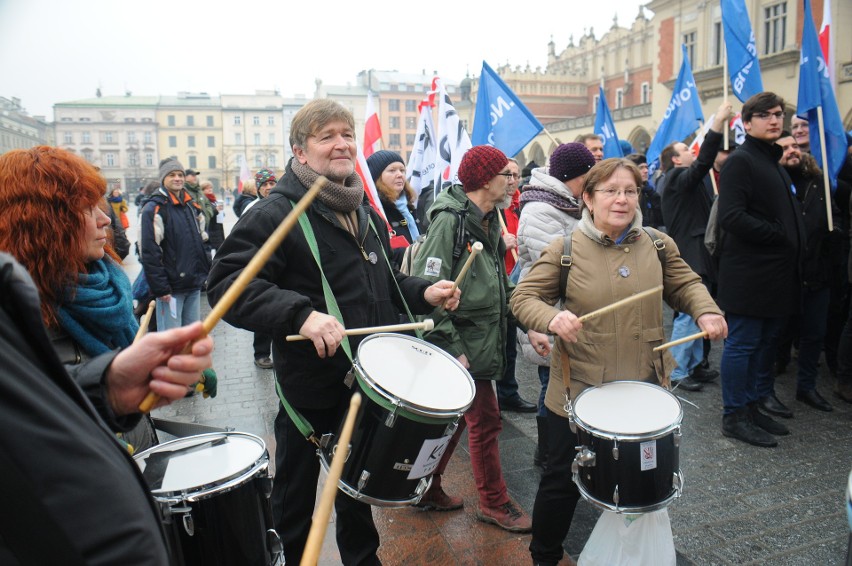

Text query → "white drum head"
[134,432,265,496]
[357,333,475,412]
[573,382,681,435]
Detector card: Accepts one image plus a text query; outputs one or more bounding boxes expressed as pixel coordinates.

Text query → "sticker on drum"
[356,333,475,414]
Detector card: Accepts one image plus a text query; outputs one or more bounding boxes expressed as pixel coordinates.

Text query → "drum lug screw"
[613,485,620,507]
[612,439,619,461]
[673,426,682,448]
[385,403,399,428]
[182,513,195,537]
[357,470,371,492]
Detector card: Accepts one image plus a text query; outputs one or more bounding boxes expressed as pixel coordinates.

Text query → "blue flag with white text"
[594,86,624,159]
[798,0,848,188]
[647,45,704,175]
[721,0,764,102]
[472,61,543,158]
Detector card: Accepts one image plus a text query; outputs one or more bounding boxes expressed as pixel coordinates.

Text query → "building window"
[406,134,415,146]
[104,131,114,143]
[145,152,154,166]
[168,136,177,147]
[124,117,135,122]
[167,115,175,126]
[82,131,91,143]
[253,116,260,126]
[593,95,599,110]
[405,117,417,129]
[208,156,216,169]
[269,154,276,167]
[144,131,153,144]
[405,100,417,112]
[141,117,153,123]
[683,31,696,66]
[188,156,197,168]
[234,115,241,125]
[389,116,400,128]
[127,131,136,143]
[764,2,787,55]
[207,115,214,127]
[207,136,215,147]
[641,82,650,104]
[60,117,72,122]
[713,21,723,66]
[268,133,275,145]
[254,154,263,167]
[390,84,399,91]
[79,117,90,122]
[235,133,242,145]
[105,153,115,167]
[388,99,400,111]
[188,135,196,148]
[389,133,401,147]
[254,133,261,145]
[615,88,624,109]
[187,115,195,126]
[129,152,138,166]
[82,150,93,162]
[63,132,73,144]
[267,115,275,126]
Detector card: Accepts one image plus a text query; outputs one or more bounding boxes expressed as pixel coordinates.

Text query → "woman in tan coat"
[511,158,727,566]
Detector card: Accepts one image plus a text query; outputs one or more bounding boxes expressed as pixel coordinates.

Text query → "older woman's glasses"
[595,187,640,199]
[497,172,520,180]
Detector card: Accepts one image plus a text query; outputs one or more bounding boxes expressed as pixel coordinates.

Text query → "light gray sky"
[1,0,648,119]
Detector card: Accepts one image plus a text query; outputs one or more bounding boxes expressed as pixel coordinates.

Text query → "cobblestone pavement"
[126,203,851,565]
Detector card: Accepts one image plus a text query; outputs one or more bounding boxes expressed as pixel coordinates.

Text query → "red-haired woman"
[0,146,156,450]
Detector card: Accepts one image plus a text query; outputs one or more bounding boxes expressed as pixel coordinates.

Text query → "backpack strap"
[642,226,667,279]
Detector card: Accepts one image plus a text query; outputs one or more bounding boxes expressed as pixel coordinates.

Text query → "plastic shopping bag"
[578,509,676,566]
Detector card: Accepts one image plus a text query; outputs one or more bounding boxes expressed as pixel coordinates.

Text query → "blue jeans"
[720,313,786,414]
[796,287,830,392]
[669,312,703,381]
[537,366,550,417]
[155,290,201,330]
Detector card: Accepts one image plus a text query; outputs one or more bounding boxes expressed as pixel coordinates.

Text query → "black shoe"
[499,397,537,413]
[758,393,793,418]
[254,356,273,369]
[673,375,704,392]
[722,411,777,447]
[690,366,719,383]
[749,404,790,435]
[796,389,833,412]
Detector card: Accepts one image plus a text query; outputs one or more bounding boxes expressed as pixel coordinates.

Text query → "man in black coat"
[659,102,731,391]
[717,92,806,448]
[0,253,214,565]
[207,99,459,566]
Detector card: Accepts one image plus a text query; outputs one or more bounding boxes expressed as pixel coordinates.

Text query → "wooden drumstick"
[300,392,362,566]
[450,241,483,294]
[653,330,708,352]
[133,300,156,343]
[577,285,663,323]
[138,176,328,413]
[709,171,719,196]
[497,212,518,261]
[285,319,435,342]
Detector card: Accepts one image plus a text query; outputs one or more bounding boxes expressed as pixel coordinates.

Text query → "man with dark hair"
[207,99,460,565]
[578,133,603,162]
[625,153,663,229]
[660,101,732,392]
[717,92,805,447]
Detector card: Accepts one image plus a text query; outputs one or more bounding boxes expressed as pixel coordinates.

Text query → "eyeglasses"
[497,172,520,180]
[595,187,640,199]
[753,111,785,120]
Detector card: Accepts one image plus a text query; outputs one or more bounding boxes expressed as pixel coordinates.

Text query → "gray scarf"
[291,159,364,212]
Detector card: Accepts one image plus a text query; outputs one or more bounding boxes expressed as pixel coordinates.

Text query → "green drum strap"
[274,379,318,446]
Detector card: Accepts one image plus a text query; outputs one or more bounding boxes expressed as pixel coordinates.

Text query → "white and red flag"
[432,78,471,197]
[363,91,382,159]
[238,154,251,192]
[406,88,438,198]
[819,0,834,85]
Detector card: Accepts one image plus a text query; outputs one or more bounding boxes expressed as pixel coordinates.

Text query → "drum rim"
[354,333,475,419]
[572,381,683,440]
[134,432,269,501]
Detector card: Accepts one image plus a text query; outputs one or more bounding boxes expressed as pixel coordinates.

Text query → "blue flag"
[798,0,849,188]
[472,61,543,158]
[721,0,764,102]
[594,86,624,159]
[647,45,704,174]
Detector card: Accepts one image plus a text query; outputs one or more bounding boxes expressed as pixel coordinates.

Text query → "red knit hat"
[458,145,508,192]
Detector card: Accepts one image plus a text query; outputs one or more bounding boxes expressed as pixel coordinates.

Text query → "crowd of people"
[0,90,849,565]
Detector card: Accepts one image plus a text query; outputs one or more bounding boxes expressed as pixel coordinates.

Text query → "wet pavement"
[125,204,851,565]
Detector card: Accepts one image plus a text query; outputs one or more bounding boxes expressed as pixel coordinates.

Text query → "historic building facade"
[0,97,52,155]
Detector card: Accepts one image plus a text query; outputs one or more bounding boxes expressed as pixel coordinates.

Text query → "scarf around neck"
[394,193,420,240]
[291,159,365,212]
[520,188,581,219]
[57,258,139,356]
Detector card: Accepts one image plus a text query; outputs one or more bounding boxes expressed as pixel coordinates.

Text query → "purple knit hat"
[458,145,508,191]
[549,143,595,182]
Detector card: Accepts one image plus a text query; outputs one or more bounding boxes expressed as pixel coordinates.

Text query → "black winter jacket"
[207,164,433,409]
[139,188,211,297]
[717,135,805,317]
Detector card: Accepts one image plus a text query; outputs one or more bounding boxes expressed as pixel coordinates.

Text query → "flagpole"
[542,128,559,147]
[816,105,834,232]
[722,40,730,150]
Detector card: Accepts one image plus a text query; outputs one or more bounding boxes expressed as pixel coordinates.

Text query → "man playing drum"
[207,99,459,565]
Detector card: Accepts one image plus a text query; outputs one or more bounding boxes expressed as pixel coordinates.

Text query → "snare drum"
[320,333,476,507]
[570,381,684,513]
[134,432,283,566]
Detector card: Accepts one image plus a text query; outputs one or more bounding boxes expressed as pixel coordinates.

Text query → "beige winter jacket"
[510,211,722,418]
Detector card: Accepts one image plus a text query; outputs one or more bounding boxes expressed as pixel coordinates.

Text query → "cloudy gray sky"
[1,0,648,119]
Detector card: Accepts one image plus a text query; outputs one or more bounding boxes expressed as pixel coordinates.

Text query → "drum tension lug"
[266,529,284,558]
[613,484,619,507]
[385,403,399,428]
[612,438,619,461]
[673,426,682,448]
[574,446,596,467]
[182,512,195,537]
[357,470,371,492]
[319,433,334,449]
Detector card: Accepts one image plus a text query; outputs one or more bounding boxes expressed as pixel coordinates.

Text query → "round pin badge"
[618,265,630,278]
[368,252,378,264]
